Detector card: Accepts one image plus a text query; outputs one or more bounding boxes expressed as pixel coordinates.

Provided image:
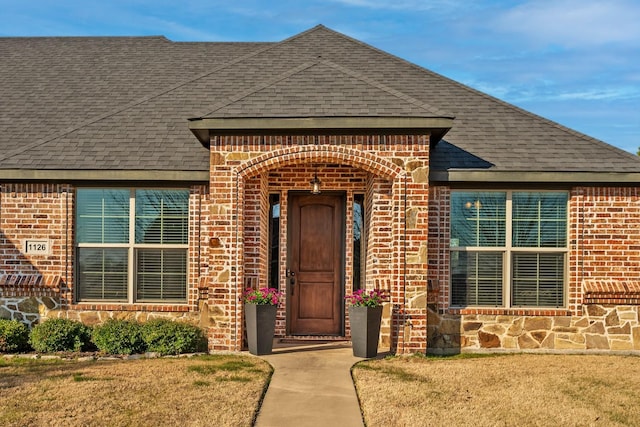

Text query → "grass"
[352,353,640,427]
[0,354,272,427]
[5,351,638,426]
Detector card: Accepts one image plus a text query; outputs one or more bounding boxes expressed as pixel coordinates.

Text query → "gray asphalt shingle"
[1,25,638,176]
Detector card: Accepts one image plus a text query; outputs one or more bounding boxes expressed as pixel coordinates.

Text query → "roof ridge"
[199,55,455,119]
[0,36,287,163]
[198,60,321,118]
[276,24,329,43]
[318,59,454,118]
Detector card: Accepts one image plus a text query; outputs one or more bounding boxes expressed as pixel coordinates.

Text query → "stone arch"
[236,145,404,181]
[230,144,409,352]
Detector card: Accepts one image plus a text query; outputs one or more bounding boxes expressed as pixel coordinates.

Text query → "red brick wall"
[1,133,434,354]
[428,186,450,307]
[208,134,430,352]
[243,177,262,284]
[0,184,207,312]
[571,187,640,304]
[267,164,368,337]
[0,184,73,299]
[430,185,640,316]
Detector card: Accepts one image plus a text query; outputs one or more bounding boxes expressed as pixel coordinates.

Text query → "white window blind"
[77,248,128,301]
[451,251,503,306]
[135,190,189,244]
[512,253,564,307]
[76,189,129,243]
[451,192,506,247]
[136,249,187,301]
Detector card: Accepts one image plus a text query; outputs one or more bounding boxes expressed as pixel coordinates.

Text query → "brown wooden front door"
[288,193,344,335]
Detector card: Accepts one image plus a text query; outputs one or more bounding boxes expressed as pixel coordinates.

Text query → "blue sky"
[2,0,638,153]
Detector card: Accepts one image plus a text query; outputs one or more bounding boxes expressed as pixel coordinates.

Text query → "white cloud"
[326,0,466,12]
[143,17,224,41]
[551,88,640,101]
[494,0,640,48]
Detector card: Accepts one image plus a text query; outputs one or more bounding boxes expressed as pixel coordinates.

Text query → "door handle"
[286,270,296,295]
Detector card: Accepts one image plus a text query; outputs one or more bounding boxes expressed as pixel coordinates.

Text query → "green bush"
[29,318,92,353]
[92,319,145,355]
[141,319,206,355]
[0,319,31,353]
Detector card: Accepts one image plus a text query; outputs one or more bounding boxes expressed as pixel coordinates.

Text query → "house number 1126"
[24,239,51,255]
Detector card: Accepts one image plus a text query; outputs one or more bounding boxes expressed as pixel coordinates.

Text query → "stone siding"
[0,296,60,327]
[428,305,640,353]
[45,308,200,326]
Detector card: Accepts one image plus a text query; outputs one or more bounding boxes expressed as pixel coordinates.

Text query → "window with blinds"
[76,188,189,303]
[450,191,567,308]
[451,251,503,306]
[77,248,128,301]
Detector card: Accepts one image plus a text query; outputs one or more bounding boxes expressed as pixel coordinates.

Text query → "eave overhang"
[430,169,640,184]
[188,116,454,146]
[0,170,209,182]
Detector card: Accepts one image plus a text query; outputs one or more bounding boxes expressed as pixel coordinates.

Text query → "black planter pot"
[349,305,383,358]
[244,303,277,355]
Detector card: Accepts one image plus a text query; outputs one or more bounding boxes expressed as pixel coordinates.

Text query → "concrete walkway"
[253,341,365,427]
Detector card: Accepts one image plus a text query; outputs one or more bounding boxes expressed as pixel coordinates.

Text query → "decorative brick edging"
[45,309,200,326]
[583,280,640,305]
[0,274,62,298]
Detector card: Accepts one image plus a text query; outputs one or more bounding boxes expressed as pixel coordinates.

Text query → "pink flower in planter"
[242,287,283,306]
[345,289,389,307]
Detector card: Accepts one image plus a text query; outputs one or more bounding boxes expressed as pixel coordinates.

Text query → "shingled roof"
[1,25,639,183]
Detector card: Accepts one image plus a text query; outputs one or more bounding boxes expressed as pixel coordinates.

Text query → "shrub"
[141,319,206,355]
[0,319,31,353]
[92,319,145,355]
[29,318,92,353]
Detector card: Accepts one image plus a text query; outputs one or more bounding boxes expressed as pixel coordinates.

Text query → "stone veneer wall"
[0,294,201,330]
[44,307,200,326]
[0,296,60,327]
[428,306,640,353]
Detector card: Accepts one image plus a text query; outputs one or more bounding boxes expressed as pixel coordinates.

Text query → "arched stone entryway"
[205,134,430,354]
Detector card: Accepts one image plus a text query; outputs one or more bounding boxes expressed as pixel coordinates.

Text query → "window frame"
[75,187,189,304]
[449,190,569,309]
[268,193,281,290]
[353,193,365,291]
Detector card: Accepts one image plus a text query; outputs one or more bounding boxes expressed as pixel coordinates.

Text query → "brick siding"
[5,146,638,354]
[206,134,430,352]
